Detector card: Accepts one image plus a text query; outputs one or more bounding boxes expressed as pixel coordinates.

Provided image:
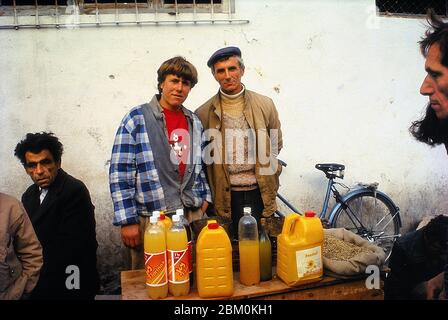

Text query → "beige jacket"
[195,89,283,218]
[0,193,43,300]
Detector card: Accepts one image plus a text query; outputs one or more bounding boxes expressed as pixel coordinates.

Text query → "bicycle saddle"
[315,163,345,178]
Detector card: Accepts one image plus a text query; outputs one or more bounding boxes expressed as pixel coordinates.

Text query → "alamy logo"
[65,265,80,290]
[365,265,380,290]
[177,128,281,175]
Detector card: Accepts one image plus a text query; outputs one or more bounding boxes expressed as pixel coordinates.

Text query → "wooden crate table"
[120,269,383,300]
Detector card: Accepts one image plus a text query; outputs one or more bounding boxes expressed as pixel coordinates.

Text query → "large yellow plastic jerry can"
[277,212,324,286]
[196,220,234,298]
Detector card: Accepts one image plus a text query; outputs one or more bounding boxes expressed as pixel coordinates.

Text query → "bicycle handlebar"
[278,159,287,167]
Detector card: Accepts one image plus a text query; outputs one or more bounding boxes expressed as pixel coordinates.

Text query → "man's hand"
[201,201,209,216]
[121,224,141,248]
[426,272,445,299]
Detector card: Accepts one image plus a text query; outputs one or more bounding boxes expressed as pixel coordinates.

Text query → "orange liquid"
[238,240,260,286]
[196,222,234,298]
[167,227,190,296]
[144,225,168,299]
[157,220,167,234]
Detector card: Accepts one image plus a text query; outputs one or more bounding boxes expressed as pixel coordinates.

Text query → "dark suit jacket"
[22,169,99,300]
[385,226,447,300]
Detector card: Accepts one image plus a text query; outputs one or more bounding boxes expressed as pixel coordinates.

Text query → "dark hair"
[157,56,198,94]
[423,215,448,256]
[14,132,64,166]
[419,9,448,68]
[409,104,448,146]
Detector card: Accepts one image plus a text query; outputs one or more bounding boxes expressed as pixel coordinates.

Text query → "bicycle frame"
[276,176,344,219]
[277,176,402,230]
[276,162,402,260]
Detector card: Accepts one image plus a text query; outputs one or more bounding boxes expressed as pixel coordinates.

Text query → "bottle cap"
[305,211,316,218]
[243,207,252,214]
[176,208,184,216]
[208,222,219,229]
[152,210,160,218]
[260,218,266,225]
[172,215,180,222]
[150,216,158,224]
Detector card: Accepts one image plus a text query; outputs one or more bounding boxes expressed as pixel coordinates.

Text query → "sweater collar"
[219,84,245,99]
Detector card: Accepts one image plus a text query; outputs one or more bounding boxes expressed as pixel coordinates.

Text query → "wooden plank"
[121,269,383,300]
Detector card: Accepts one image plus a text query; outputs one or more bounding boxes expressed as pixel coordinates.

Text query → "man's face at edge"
[420,43,448,120]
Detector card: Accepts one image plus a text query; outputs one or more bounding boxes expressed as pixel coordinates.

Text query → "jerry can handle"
[281,213,300,236]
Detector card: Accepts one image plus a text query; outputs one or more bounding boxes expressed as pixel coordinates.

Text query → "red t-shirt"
[162,107,189,181]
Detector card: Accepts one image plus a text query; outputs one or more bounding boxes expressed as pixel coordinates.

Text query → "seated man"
[0,192,43,300]
[385,215,448,299]
[14,132,99,300]
[404,10,448,300]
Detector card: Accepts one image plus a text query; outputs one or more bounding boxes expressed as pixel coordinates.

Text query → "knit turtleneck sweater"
[221,85,258,191]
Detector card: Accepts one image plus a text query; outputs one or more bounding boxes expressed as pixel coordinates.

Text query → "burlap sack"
[323,228,386,277]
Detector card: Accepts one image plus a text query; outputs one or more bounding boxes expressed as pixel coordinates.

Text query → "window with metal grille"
[0,0,222,5]
[376,0,448,17]
[164,0,222,3]
[0,0,246,29]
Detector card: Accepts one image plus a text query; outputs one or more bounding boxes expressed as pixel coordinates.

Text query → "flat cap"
[207,46,242,68]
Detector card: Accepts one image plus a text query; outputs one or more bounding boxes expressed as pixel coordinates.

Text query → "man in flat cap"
[195,46,283,237]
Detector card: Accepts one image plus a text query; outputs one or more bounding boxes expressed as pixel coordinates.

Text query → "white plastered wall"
[1,0,447,292]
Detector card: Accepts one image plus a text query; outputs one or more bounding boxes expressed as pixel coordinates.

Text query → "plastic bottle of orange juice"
[176,208,194,287]
[238,207,260,286]
[167,214,190,296]
[144,216,168,299]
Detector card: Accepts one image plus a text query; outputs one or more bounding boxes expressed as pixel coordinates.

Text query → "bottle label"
[167,248,189,284]
[144,250,168,287]
[295,246,322,278]
[187,241,193,274]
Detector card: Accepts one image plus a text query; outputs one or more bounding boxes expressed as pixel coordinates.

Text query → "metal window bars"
[0,0,249,29]
[375,0,448,17]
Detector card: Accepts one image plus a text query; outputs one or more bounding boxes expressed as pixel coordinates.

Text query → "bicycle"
[275,161,402,261]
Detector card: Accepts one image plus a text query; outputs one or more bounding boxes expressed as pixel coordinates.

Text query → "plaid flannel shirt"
[109,103,212,226]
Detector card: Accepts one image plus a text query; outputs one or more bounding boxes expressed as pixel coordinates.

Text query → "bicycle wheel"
[331,190,400,261]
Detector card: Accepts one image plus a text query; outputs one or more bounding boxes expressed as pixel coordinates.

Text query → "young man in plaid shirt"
[109,56,211,269]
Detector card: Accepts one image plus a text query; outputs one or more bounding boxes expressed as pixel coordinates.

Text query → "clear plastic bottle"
[167,214,190,296]
[238,207,260,286]
[144,216,168,299]
[259,218,272,281]
[176,208,194,287]
[152,211,165,234]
